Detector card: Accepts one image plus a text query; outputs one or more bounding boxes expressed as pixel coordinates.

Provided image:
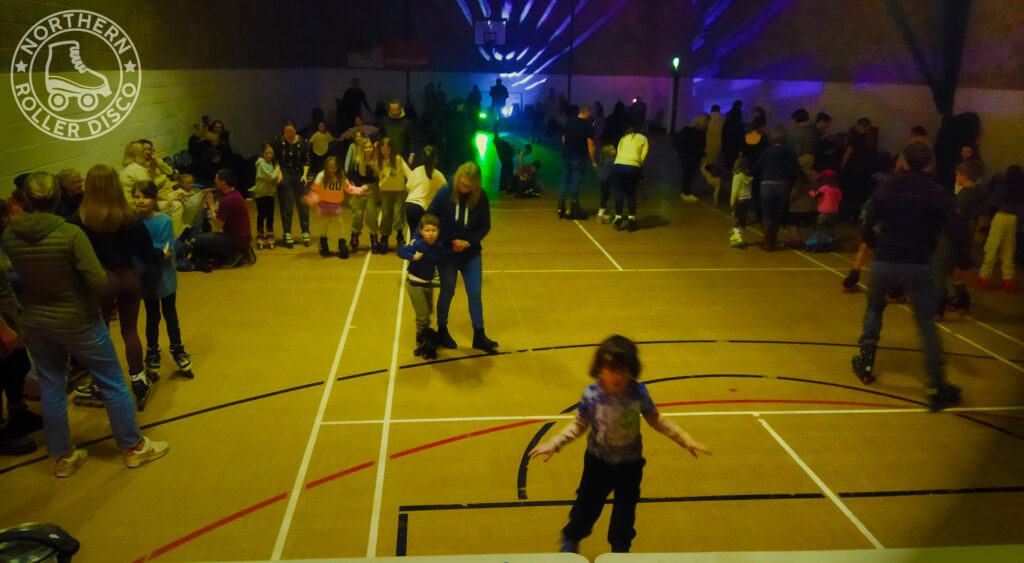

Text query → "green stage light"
[672,57,680,71]
[475,132,490,159]
[479,112,488,119]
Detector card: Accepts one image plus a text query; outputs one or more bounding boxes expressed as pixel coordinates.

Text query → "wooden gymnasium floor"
[2,134,1023,563]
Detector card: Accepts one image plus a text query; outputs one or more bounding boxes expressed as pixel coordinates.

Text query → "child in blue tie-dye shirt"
[530,335,712,554]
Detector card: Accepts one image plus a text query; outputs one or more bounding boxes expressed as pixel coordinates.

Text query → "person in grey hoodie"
[1,172,168,477]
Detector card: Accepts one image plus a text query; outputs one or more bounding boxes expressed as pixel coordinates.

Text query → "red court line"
[390,419,545,460]
[655,399,913,409]
[138,492,288,562]
[305,460,376,489]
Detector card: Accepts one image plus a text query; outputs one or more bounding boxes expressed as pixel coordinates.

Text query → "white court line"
[366,260,409,557]
[575,219,623,270]
[757,417,885,549]
[317,404,1024,425]
[271,251,373,560]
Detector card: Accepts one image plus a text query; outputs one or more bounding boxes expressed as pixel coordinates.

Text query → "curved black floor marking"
[517,372,1024,501]
[3,338,1019,477]
[727,339,1024,363]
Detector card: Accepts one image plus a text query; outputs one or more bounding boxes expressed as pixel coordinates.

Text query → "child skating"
[729,157,753,247]
[529,335,712,554]
[396,214,446,359]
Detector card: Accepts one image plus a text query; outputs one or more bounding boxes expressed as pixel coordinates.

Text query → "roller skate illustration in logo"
[45,40,112,111]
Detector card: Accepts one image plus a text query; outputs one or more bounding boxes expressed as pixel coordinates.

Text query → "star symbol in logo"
[15,61,28,72]
[124,61,136,72]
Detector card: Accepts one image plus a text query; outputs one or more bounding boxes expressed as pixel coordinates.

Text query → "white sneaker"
[124,436,170,468]
[55,448,88,477]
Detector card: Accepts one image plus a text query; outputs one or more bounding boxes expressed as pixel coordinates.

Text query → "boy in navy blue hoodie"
[397,214,445,358]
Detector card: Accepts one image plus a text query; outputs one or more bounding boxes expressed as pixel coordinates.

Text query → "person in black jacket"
[852,142,969,411]
[425,162,498,354]
[673,114,708,202]
[720,100,745,173]
[751,127,801,251]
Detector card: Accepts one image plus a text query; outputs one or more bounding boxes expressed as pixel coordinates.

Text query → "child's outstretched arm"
[529,415,589,462]
[644,412,711,458]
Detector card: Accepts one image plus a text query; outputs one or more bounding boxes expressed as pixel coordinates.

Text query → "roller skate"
[1000,279,1015,293]
[350,233,360,253]
[44,41,112,112]
[337,239,349,259]
[413,328,438,360]
[256,230,266,250]
[596,209,610,224]
[557,199,567,219]
[170,344,194,379]
[974,277,989,289]
[729,228,746,248]
[65,363,91,396]
[282,233,294,249]
[145,346,161,374]
[302,232,311,247]
[369,233,380,254]
[851,343,877,385]
[319,237,332,257]
[395,231,406,249]
[841,269,861,293]
[266,232,276,250]
[568,203,589,220]
[927,383,961,412]
[804,236,820,252]
[950,283,971,317]
[131,372,151,411]
[378,235,390,254]
[885,286,906,304]
[72,381,104,408]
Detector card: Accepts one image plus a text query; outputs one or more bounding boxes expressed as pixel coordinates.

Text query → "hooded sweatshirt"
[425,185,491,257]
[1,212,106,332]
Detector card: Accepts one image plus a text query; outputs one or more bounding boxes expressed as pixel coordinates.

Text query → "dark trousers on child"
[612,164,642,216]
[144,294,182,349]
[255,196,275,233]
[562,451,645,551]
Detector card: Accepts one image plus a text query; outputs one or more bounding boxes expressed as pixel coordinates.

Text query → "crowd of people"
[0,77,1021,558]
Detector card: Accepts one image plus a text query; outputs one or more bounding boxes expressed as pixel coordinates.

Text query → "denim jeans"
[23,321,142,457]
[560,158,587,203]
[278,168,310,235]
[859,261,945,386]
[437,252,484,329]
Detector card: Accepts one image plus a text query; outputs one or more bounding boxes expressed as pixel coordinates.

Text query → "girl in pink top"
[307,156,362,258]
[807,169,842,251]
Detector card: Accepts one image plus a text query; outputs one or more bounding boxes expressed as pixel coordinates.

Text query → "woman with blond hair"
[425,162,498,353]
[2,171,168,475]
[119,141,150,200]
[71,164,168,410]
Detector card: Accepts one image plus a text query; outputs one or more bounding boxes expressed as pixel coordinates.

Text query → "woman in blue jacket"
[426,162,498,353]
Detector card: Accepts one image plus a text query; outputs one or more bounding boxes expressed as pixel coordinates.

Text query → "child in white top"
[309,121,334,174]
[374,138,413,253]
[253,143,282,249]
[404,146,446,234]
[730,157,753,248]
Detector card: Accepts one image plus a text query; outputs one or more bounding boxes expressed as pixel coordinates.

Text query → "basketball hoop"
[474,18,507,47]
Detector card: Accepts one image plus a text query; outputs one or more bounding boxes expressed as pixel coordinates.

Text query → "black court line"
[728,339,1024,363]
[394,486,1024,555]
[4,338,1020,476]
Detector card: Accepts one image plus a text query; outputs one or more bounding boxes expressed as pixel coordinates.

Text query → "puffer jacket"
[1,212,106,332]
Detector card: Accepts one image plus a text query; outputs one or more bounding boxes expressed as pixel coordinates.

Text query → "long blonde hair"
[121,141,146,168]
[80,164,138,233]
[450,161,482,209]
[349,137,372,178]
[373,137,399,174]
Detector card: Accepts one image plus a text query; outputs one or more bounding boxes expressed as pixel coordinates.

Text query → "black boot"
[369,234,380,254]
[437,325,458,349]
[0,428,36,456]
[472,328,499,354]
[927,383,961,412]
[851,342,877,384]
[569,203,588,220]
[337,239,349,259]
[319,237,331,256]
[350,233,360,252]
[379,235,389,254]
[6,404,43,436]
[396,231,406,248]
[557,198,567,219]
